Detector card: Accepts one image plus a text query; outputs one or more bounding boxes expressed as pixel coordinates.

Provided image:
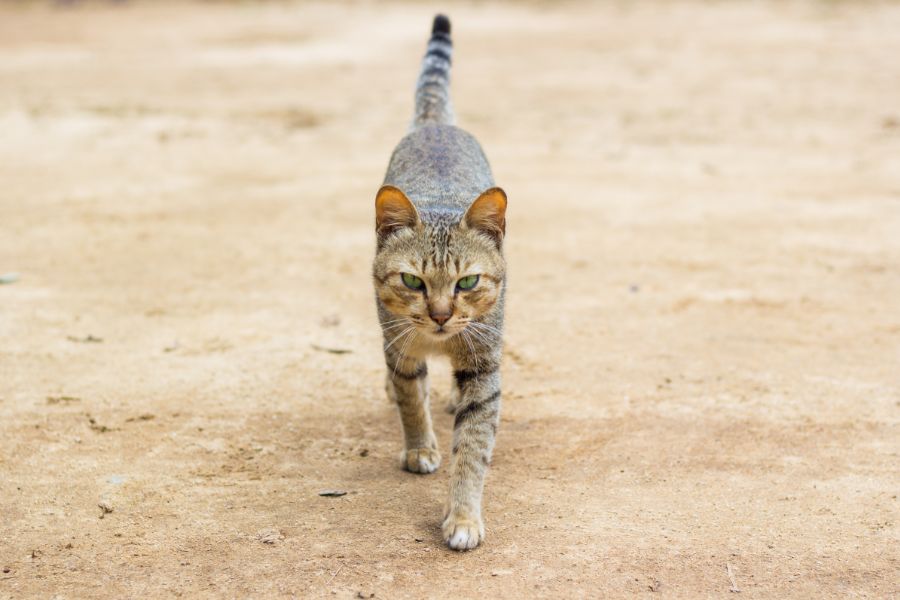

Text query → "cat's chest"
[405,334,455,360]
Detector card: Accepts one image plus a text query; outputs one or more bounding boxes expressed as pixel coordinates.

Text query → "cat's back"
[383,124,495,216]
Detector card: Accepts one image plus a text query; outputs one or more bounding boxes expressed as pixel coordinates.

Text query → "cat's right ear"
[375,185,419,239]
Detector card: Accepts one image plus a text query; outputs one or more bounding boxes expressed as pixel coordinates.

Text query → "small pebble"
[256,528,284,545]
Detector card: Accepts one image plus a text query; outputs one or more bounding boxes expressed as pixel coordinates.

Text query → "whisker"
[380,318,410,328]
[465,326,492,348]
[383,326,413,353]
[466,321,496,339]
[468,321,502,340]
[469,320,502,333]
[469,330,481,371]
[392,329,418,380]
[461,329,480,373]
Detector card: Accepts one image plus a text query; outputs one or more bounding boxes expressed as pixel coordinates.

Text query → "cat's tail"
[413,14,454,129]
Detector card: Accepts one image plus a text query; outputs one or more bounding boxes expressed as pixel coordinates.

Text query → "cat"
[372,14,507,551]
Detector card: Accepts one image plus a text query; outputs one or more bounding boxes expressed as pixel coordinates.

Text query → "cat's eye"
[456,275,479,291]
[401,273,425,290]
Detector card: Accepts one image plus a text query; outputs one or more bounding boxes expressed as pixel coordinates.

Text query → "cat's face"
[373,186,506,343]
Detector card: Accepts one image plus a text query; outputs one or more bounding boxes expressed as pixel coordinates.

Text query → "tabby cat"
[372,15,507,551]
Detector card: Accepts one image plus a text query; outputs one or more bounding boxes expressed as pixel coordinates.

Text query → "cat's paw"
[442,512,484,551]
[401,447,441,474]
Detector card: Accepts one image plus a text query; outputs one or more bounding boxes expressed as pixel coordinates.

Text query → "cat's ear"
[375,185,419,238]
[464,187,507,245]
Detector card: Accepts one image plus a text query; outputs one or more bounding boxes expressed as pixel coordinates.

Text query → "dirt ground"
[1,1,898,597]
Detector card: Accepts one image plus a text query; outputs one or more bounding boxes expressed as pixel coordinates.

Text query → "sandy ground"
[1,1,898,597]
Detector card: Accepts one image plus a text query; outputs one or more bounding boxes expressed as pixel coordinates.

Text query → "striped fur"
[413,14,454,129]
[372,15,508,551]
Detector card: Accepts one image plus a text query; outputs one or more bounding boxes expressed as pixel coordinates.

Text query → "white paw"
[442,513,484,551]
[401,447,441,474]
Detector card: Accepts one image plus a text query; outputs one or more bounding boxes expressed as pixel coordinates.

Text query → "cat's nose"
[430,311,451,326]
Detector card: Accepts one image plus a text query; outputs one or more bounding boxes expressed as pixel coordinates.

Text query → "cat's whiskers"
[384,325,415,353]
[469,320,502,334]
[460,329,480,373]
[392,328,419,380]
[464,325,492,348]
[381,317,411,328]
[382,321,412,334]
[462,319,491,339]
[468,321,502,340]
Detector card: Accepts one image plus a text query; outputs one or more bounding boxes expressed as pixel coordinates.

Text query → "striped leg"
[386,355,440,474]
[442,362,501,550]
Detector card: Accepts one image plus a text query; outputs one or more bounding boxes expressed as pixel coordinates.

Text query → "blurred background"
[1,1,897,597]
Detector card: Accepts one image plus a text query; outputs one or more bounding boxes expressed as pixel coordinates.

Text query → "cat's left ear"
[464,187,507,245]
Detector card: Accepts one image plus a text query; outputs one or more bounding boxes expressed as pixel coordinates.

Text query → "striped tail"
[413,14,454,129]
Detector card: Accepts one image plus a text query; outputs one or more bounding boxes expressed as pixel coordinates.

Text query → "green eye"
[456,275,480,291]
[401,273,425,290]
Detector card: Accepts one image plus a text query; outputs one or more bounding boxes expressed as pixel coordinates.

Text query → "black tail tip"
[432,14,451,36]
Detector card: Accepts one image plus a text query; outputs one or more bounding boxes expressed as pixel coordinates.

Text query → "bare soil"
[1,1,898,598]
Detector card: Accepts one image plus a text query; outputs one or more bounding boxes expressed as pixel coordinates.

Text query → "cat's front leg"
[444,381,461,414]
[385,351,440,474]
[442,360,501,550]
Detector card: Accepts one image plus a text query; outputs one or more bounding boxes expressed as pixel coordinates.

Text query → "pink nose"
[430,312,451,326]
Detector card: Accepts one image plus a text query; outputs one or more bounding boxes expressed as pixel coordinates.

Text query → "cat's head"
[372,185,507,342]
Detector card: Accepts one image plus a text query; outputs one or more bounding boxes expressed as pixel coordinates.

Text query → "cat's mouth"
[426,324,460,339]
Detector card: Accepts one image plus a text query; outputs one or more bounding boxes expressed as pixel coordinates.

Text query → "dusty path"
[1,1,898,597]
